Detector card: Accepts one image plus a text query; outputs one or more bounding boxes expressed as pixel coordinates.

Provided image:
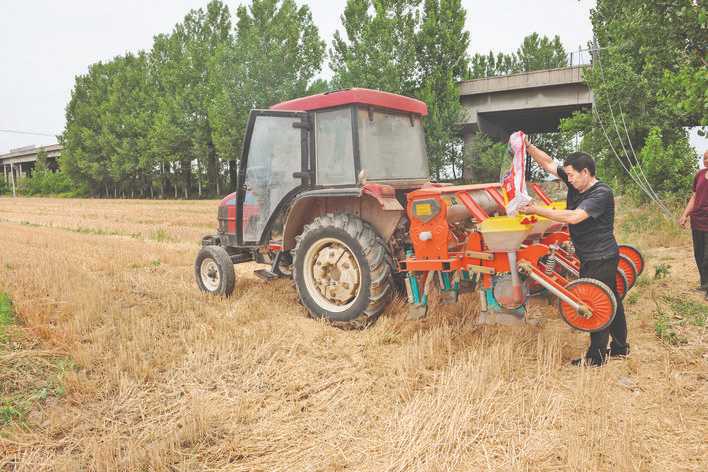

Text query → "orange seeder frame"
[401,183,582,304]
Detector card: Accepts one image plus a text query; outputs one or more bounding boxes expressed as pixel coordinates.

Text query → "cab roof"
[270,88,428,116]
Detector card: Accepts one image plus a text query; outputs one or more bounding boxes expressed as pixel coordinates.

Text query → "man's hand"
[522,133,558,178]
[519,201,539,215]
[678,214,689,229]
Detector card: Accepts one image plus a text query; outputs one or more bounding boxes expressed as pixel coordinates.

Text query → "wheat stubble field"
[0,197,706,471]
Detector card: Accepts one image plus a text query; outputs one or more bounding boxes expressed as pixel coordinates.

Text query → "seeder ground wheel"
[559,278,617,332]
[615,269,629,299]
[619,244,644,276]
[618,254,638,289]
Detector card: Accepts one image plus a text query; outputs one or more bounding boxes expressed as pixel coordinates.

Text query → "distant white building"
[0,143,62,184]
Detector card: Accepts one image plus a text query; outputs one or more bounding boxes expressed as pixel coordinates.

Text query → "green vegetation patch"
[150,228,173,242]
[0,293,75,427]
[654,263,672,280]
[619,211,683,241]
[662,296,707,328]
[625,291,640,306]
[652,295,707,346]
[0,365,71,427]
[0,292,14,343]
[654,309,686,346]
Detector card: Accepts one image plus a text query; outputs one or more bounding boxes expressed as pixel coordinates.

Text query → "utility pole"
[9,162,16,197]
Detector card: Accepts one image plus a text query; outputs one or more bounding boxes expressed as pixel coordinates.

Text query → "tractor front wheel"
[293,213,393,329]
[195,245,236,297]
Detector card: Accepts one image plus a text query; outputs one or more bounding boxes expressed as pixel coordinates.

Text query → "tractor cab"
[217,88,430,248]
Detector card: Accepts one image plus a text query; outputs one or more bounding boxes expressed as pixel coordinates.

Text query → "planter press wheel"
[615,269,629,299]
[619,244,644,276]
[559,278,617,332]
[618,254,638,289]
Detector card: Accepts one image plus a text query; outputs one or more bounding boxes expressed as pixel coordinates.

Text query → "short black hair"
[563,152,596,176]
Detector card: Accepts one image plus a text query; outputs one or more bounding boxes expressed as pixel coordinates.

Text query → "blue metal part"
[438,271,459,304]
[441,272,452,290]
[406,270,429,319]
[409,273,420,304]
[483,287,525,317]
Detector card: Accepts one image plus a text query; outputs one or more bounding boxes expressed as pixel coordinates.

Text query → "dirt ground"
[0,197,706,471]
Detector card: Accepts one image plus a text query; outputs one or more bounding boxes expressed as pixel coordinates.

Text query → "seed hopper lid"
[546,200,566,210]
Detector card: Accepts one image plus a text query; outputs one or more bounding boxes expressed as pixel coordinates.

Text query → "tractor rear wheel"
[293,213,393,329]
[195,245,236,297]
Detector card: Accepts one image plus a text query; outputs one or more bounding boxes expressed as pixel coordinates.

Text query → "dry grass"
[0,196,705,471]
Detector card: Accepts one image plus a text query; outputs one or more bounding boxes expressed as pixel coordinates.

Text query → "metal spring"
[544,252,557,276]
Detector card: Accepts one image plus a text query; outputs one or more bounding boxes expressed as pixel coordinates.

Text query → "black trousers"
[691,229,708,287]
[579,256,628,362]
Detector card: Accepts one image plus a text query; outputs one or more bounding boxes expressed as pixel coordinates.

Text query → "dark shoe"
[608,343,630,358]
[693,284,708,293]
[570,356,606,367]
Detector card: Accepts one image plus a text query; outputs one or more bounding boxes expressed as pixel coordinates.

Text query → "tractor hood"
[219,192,237,207]
[218,191,260,236]
[218,192,237,234]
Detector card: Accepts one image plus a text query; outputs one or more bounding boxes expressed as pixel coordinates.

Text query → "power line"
[0,128,58,138]
[590,42,674,220]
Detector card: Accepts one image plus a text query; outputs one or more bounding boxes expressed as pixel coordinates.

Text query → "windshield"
[357,108,428,181]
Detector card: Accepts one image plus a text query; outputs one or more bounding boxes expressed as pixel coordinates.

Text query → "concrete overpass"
[459,65,592,138]
[459,65,592,178]
[0,143,62,185]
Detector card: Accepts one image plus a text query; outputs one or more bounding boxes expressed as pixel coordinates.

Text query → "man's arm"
[679,193,695,228]
[525,202,589,224]
[525,138,558,177]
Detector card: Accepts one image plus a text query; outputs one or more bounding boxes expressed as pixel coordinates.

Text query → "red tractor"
[195,88,643,330]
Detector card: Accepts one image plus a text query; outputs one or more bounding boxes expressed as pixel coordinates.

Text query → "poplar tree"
[62,61,114,195]
[148,0,232,198]
[210,0,325,191]
[416,0,469,179]
[330,0,420,95]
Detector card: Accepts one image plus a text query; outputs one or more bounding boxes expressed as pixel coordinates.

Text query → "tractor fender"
[282,184,403,251]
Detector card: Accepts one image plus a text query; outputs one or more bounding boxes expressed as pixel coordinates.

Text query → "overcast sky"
[1,0,704,156]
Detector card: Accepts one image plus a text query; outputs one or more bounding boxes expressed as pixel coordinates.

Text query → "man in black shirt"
[520,140,629,366]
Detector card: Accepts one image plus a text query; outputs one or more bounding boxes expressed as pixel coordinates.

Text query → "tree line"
[55,0,585,198]
[18,0,703,199]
